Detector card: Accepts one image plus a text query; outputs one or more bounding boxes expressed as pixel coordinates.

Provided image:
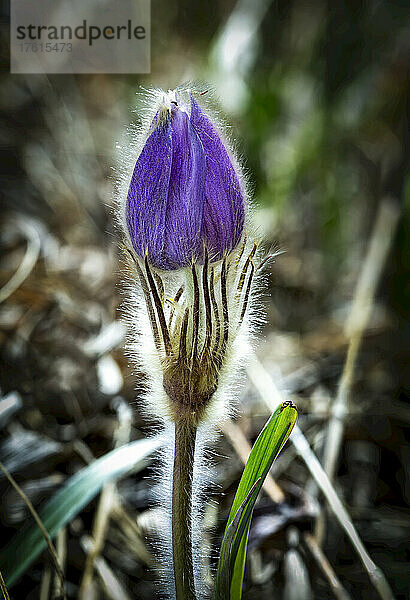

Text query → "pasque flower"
[122,89,256,425]
[126,92,245,270]
[119,86,262,600]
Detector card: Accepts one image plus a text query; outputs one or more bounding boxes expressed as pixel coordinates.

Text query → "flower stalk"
[172,420,197,600]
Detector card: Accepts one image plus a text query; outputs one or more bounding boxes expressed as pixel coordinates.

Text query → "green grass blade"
[214,479,261,600]
[0,436,161,587]
[215,401,297,600]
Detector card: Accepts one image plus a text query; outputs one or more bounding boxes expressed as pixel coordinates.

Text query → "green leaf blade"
[214,401,297,600]
[0,436,161,587]
[214,479,261,600]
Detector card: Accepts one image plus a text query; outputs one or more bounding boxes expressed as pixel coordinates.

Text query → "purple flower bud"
[189,95,245,260]
[126,92,245,270]
[126,103,206,270]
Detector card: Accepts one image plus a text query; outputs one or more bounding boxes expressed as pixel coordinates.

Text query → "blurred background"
[0,0,408,599]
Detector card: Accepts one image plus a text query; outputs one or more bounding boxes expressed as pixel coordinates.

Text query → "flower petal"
[190,95,245,260]
[163,107,206,267]
[126,116,172,269]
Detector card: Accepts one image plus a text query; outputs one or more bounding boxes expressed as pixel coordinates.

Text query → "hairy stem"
[172,419,197,600]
